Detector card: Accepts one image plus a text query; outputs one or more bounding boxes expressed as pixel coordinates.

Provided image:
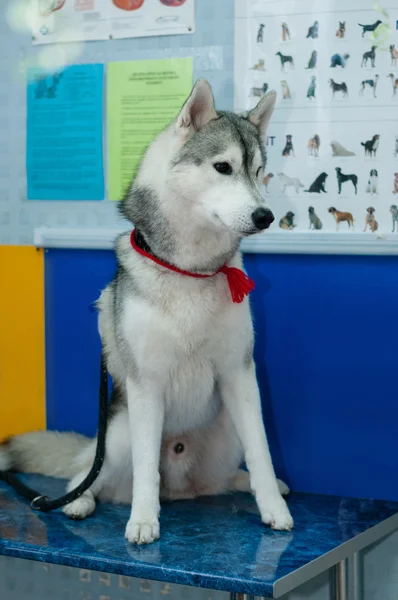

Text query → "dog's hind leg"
[229,469,290,496]
[62,407,133,520]
[62,441,98,520]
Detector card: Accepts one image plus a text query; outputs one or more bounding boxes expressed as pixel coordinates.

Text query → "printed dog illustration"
[281,80,291,99]
[276,51,294,71]
[306,50,317,70]
[358,20,382,37]
[282,22,291,41]
[306,20,318,39]
[251,59,265,71]
[388,73,398,97]
[307,76,316,99]
[278,173,304,193]
[390,45,398,67]
[393,172,398,194]
[257,23,265,43]
[250,83,269,98]
[305,172,328,193]
[336,167,358,194]
[308,206,322,230]
[331,140,355,156]
[391,204,398,231]
[328,207,354,230]
[279,211,296,229]
[359,75,379,98]
[365,169,378,195]
[361,46,376,68]
[330,53,350,68]
[336,21,346,38]
[263,173,274,192]
[308,134,320,157]
[282,135,295,157]
[329,79,348,98]
[364,207,378,232]
[361,134,380,157]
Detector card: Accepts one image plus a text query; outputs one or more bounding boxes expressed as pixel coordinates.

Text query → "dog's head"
[119,80,276,267]
[308,206,314,214]
[391,204,398,213]
[394,173,398,179]
[286,211,295,220]
[367,207,375,215]
[335,167,341,174]
[370,169,377,176]
[328,207,337,214]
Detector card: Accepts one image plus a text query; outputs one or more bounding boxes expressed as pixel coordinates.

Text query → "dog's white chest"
[121,277,247,435]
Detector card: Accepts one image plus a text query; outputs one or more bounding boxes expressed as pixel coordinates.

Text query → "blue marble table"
[0,475,397,598]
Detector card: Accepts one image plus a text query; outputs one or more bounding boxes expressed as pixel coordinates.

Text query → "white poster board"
[32,0,195,44]
[235,0,398,253]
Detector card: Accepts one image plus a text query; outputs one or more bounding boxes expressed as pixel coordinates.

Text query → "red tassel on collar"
[130,229,255,304]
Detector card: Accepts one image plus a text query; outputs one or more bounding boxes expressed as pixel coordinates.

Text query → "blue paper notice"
[27,64,104,201]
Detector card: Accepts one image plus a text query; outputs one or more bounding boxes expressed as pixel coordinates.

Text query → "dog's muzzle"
[252,207,275,230]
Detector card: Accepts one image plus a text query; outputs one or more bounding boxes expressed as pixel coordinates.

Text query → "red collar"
[130,229,255,304]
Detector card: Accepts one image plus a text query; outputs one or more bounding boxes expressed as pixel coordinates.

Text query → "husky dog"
[0,81,293,544]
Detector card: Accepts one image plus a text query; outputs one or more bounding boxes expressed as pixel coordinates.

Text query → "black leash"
[0,355,109,512]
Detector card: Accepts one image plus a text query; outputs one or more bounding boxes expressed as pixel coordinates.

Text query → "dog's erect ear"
[247,91,277,143]
[175,79,218,138]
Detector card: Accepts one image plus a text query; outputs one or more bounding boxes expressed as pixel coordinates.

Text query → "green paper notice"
[107,58,193,201]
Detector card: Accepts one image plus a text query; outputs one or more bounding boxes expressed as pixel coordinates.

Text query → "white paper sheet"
[32,0,195,45]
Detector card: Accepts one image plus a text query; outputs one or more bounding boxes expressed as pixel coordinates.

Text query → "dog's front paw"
[62,492,96,520]
[125,515,160,545]
[261,495,294,531]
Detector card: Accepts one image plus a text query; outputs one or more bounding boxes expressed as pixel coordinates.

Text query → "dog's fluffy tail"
[0,431,91,479]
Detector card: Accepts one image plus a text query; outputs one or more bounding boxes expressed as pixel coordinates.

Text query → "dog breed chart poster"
[27,64,104,201]
[235,0,398,236]
[31,0,195,45]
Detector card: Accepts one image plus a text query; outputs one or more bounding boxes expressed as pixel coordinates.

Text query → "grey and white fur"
[0,80,292,544]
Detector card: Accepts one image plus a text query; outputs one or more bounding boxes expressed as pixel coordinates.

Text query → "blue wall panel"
[45,249,116,436]
[45,249,398,500]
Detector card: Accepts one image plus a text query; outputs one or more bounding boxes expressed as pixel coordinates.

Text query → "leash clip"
[30,495,49,511]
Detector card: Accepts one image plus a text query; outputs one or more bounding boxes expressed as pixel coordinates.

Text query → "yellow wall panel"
[0,246,45,441]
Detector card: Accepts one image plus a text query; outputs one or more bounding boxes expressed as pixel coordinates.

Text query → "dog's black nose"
[252,207,274,230]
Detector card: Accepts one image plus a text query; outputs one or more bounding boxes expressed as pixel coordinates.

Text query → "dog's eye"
[213,162,232,175]
[256,167,262,177]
